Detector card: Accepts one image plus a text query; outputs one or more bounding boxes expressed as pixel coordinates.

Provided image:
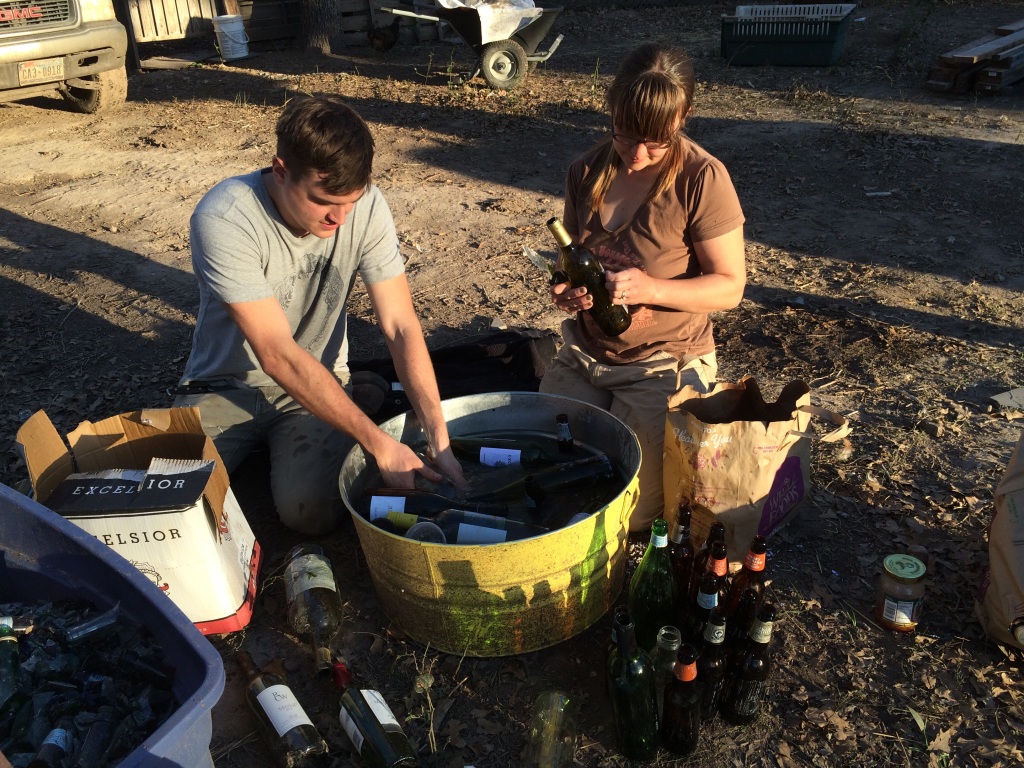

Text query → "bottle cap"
[882,554,926,584]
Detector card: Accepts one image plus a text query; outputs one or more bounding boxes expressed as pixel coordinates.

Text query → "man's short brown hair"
[275,95,374,194]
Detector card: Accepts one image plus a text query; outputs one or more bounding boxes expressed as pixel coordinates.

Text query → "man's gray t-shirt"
[181,169,405,388]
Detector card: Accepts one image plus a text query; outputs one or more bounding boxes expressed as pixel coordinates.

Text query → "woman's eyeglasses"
[611,133,672,152]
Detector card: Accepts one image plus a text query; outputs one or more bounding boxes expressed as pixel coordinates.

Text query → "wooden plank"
[220,0,240,13]
[996,18,1024,35]
[940,28,1024,65]
[977,61,1024,85]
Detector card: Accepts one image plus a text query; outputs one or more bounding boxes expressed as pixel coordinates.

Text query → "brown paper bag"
[974,431,1024,650]
[663,377,850,561]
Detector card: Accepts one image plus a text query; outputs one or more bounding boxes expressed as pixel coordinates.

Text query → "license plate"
[18,57,64,86]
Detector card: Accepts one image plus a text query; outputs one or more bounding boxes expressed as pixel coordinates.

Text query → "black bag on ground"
[349,328,559,422]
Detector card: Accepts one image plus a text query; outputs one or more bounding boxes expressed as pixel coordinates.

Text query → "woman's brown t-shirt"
[563,136,745,365]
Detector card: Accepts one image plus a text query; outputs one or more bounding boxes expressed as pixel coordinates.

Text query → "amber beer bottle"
[725,535,768,617]
[235,651,329,767]
[690,522,726,602]
[668,503,696,616]
[659,644,702,757]
[696,611,729,720]
[283,544,345,675]
[546,217,631,337]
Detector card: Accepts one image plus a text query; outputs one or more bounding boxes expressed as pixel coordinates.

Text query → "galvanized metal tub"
[339,392,640,657]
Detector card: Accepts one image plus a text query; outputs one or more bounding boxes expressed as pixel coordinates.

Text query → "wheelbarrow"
[378,2,564,90]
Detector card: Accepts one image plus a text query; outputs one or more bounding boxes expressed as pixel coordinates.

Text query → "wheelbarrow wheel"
[480,40,528,90]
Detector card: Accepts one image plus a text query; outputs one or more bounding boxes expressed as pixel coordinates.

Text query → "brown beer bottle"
[690,522,726,602]
[546,217,631,337]
[668,503,695,618]
[725,535,768,617]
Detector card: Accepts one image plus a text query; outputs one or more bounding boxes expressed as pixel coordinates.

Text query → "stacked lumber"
[926,18,1024,94]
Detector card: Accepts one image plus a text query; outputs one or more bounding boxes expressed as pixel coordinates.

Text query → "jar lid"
[883,554,926,583]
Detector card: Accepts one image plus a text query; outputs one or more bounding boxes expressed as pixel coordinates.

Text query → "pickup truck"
[0,0,128,112]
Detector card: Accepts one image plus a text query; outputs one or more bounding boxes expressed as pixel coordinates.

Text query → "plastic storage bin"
[721,4,857,66]
[0,482,225,768]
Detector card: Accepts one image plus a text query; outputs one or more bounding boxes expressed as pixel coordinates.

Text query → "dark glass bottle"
[723,586,760,664]
[555,414,575,455]
[690,522,726,602]
[449,436,555,467]
[724,535,768,617]
[470,453,617,506]
[546,217,631,337]
[629,519,679,651]
[668,504,695,618]
[367,489,509,520]
[659,643,702,757]
[283,544,345,675]
[606,610,658,761]
[649,625,682,720]
[683,570,720,647]
[71,705,118,768]
[333,659,420,768]
[721,603,775,725]
[0,625,28,722]
[387,509,550,545]
[235,651,329,768]
[28,718,74,768]
[696,611,728,721]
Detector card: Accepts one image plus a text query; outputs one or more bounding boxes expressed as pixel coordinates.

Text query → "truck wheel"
[480,40,527,90]
[62,67,128,114]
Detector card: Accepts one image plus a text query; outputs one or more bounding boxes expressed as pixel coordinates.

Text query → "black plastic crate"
[721,3,857,66]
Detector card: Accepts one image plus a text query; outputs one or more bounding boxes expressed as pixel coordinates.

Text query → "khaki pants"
[540,320,717,531]
[173,375,355,536]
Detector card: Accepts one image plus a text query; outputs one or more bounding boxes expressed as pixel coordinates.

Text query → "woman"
[541,43,746,532]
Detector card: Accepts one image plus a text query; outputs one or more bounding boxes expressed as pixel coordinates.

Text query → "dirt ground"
[2,0,1024,765]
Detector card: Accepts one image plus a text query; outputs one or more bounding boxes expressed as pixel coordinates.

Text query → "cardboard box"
[16,407,261,635]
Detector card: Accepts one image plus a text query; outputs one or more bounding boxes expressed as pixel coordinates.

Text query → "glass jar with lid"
[874,554,926,632]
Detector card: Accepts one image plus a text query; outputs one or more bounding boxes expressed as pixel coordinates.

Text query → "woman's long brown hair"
[580,44,696,212]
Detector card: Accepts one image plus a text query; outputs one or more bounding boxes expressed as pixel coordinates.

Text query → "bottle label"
[0,617,10,628]
[697,590,718,610]
[339,706,364,753]
[256,684,315,737]
[704,621,725,644]
[455,523,507,545]
[749,620,773,644]
[881,594,923,626]
[369,495,406,518]
[744,551,767,571]
[652,532,668,547]
[728,678,767,717]
[556,423,573,442]
[712,558,728,577]
[675,660,697,682]
[362,689,400,727]
[42,727,72,752]
[284,554,337,601]
[478,447,522,466]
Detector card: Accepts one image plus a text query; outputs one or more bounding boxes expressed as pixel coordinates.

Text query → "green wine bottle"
[366,489,509,520]
[629,519,679,651]
[468,454,617,505]
[606,609,658,760]
[334,659,420,767]
[449,436,555,467]
[547,217,631,337]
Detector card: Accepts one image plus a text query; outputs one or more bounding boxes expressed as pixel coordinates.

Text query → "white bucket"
[212,14,249,61]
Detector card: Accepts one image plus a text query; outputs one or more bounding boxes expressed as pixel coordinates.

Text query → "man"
[174,95,463,535]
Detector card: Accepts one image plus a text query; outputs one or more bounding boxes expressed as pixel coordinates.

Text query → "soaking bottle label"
[455,523,507,545]
[256,685,315,737]
[370,495,406,519]
[284,554,337,600]
[478,447,522,466]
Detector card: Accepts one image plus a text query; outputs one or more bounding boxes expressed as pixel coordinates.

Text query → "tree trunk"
[298,0,341,53]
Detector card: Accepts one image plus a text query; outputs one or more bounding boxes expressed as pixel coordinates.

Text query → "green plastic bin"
[721,3,857,66]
